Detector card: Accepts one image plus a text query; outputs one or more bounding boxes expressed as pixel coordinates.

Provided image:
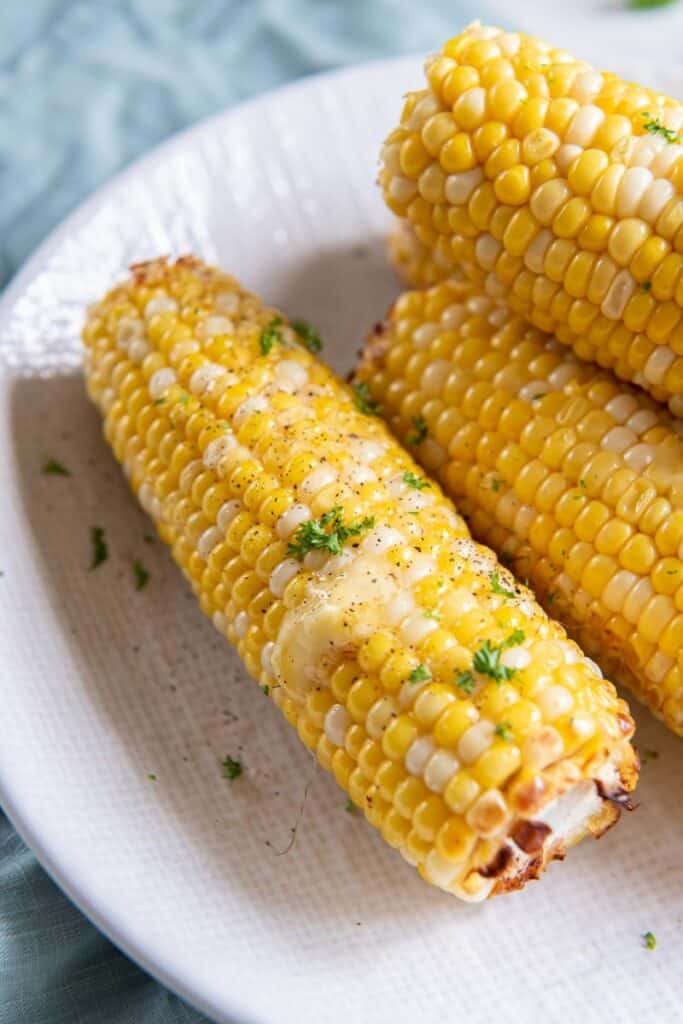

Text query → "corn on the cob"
[381,23,683,415]
[357,278,683,736]
[83,256,637,900]
[388,219,458,288]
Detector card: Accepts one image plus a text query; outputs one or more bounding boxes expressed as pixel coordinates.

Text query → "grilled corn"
[357,278,683,736]
[381,23,683,414]
[84,256,638,899]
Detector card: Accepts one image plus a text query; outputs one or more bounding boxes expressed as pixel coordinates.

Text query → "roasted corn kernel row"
[83,256,637,899]
[381,23,683,414]
[357,278,683,736]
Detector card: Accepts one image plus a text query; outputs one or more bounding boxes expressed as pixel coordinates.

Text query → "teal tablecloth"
[0,2,477,1021]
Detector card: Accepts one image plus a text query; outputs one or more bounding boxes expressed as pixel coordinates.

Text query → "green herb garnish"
[642,749,659,763]
[148,773,157,781]
[403,470,431,490]
[353,380,383,416]
[42,458,70,477]
[472,631,525,684]
[642,112,681,144]
[345,798,356,813]
[222,756,243,780]
[292,319,322,353]
[262,684,270,696]
[133,560,150,590]
[406,414,427,445]
[259,315,284,355]
[494,721,512,741]
[546,590,558,607]
[287,505,375,560]
[642,280,652,292]
[643,931,657,950]
[89,526,108,571]
[490,571,515,599]
[504,628,526,647]
[455,671,475,694]
[409,664,432,684]
[491,478,503,492]
[473,640,516,682]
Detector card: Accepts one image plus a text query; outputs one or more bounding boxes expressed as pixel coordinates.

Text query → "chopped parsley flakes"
[353,380,383,416]
[409,664,432,684]
[292,319,322,353]
[546,590,558,607]
[42,458,70,476]
[643,931,657,951]
[222,755,243,780]
[262,684,270,696]
[471,631,525,684]
[494,721,512,742]
[491,478,503,492]
[642,749,659,763]
[403,470,430,490]
[259,316,284,355]
[406,414,427,445]
[455,671,475,694]
[287,505,375,560]
[642,112,681,144]
[642,280,652,292]
[148,773,157,781]
[133,560,150,590]
[490,571,515,599]
[345,798,356,813]
[89,526,108,571]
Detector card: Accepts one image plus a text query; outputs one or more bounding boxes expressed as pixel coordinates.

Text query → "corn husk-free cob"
[357,278,683,736]
[381,23,683,415]
[388,219,457,288]
[83,256,637,900]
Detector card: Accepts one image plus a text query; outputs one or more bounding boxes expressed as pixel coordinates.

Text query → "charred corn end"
[83,256,637,900]
[357,279,683,737]
[380,23,683,414]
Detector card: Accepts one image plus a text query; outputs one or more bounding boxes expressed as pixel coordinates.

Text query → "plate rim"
[0,53,419,1024]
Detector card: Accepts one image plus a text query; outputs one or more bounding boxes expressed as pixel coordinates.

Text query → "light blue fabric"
[0,1,476,1020]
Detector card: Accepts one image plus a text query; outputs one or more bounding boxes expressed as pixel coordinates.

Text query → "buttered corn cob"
[357,279,683,736]
[83,256,637,900]
[381,23,683,414]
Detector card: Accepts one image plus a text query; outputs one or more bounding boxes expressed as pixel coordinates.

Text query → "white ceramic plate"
[1,57,682,1024]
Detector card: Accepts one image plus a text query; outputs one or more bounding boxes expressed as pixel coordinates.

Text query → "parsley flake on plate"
[89,526,108,571]
[222,756,243,780]
[409,664,431,684]
[133,560,150,590]
[42,458,70,476]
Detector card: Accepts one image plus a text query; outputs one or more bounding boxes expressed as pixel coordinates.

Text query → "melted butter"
[271,554,401,699]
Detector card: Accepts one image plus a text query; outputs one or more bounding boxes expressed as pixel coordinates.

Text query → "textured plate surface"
[1,57,682,1024]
